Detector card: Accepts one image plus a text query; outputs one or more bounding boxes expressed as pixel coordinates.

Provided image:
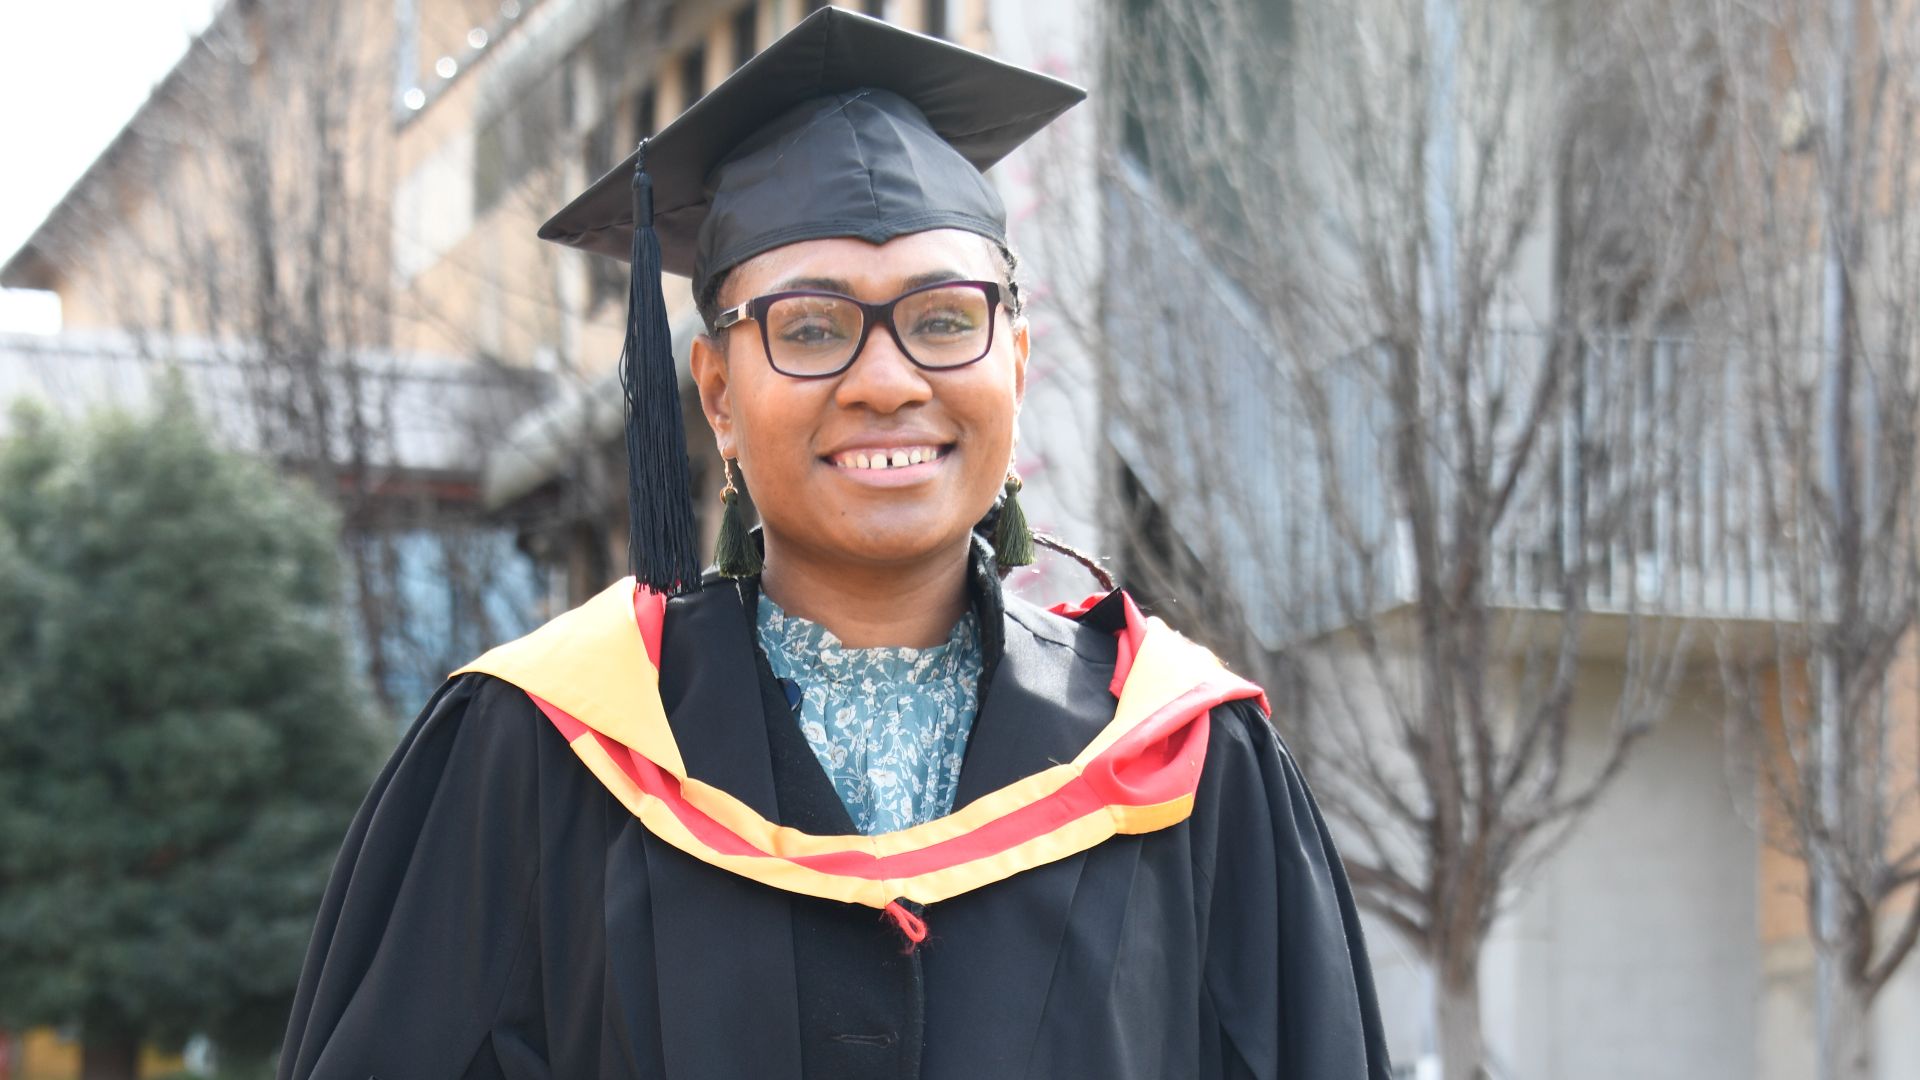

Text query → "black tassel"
[714,459,763,578]
[991,472,1034,568]
[621,140,702,594]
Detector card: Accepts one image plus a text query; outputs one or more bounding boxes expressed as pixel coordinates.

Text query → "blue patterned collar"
[755,594,982,687]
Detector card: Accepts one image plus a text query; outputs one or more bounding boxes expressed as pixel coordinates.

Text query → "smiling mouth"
[826,445,951,471]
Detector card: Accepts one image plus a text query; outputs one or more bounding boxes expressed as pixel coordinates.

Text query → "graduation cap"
[538,7,1086,595]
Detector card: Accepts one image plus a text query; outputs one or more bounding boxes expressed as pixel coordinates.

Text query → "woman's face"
[689,229,1029,573]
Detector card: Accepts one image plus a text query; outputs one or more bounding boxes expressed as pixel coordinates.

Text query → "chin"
[823,516,976,567]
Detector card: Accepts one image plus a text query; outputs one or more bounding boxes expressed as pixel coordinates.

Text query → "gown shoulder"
[276,673,563,1080]
[1190,697,1396,1079]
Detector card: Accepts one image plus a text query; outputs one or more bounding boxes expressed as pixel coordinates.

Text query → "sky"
[0,0,220,333]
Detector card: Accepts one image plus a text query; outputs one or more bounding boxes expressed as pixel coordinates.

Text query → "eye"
[898,285,990,345]
[910,309,979,339]
[766,296,858,353]
[776,317,849,348]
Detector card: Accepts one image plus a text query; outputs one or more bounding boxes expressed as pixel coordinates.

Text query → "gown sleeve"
[1192,699,1394,1079]
[276,674,550,1080]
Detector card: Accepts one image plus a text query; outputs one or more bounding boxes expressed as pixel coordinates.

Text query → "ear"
[1011,317,1031,408]
[689,333,736,457]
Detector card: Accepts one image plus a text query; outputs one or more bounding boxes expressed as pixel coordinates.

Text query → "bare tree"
[1060,1,1725,1075]
[48,0,593,713]
[1703,2,1920,1077]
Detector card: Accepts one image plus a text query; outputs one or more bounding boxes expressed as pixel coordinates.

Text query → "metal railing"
[1308,330,1791,625]
[1100,170,1790,648]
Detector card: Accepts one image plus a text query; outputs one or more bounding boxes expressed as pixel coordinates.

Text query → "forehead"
[724,229,1000,299]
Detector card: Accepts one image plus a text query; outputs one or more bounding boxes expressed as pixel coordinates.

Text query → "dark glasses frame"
[712,279,1003,379]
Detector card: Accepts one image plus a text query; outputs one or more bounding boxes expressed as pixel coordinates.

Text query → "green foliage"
[0,386,384,1055]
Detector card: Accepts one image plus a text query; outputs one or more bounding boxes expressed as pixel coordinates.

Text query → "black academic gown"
[276,562,1392,1080]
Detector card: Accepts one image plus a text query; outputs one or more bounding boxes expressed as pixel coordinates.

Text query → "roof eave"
[0,245,57,291]
[1,0,243,289]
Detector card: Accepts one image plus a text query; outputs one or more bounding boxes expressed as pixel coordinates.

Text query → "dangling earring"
[714,458,763,578]
[991,470,1035,568]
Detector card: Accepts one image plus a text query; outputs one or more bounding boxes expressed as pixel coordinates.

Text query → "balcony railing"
[1101,170,1790,648]
[1306,331,1790,627]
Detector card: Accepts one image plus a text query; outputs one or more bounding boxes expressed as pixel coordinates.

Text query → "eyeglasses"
[713,280,1003,379]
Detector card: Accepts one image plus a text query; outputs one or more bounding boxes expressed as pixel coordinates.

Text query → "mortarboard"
[538,7,1086,595]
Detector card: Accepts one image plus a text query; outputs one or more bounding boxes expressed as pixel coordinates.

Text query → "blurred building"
[0,1030,183,1080]
[1092,2,1920,1080]
[2,0,1104,610]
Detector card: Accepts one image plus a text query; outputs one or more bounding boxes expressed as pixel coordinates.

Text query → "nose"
[832,321,934,414]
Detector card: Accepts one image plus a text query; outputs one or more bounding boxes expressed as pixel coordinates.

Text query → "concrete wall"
[1320,641,1763,1079]
[1873,943,1920,1080]
[1489,668,1758,1080]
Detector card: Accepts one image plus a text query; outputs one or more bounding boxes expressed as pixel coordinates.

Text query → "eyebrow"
[770,269,968,295]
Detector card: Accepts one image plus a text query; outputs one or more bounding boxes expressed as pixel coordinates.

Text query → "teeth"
[834,446,944,469]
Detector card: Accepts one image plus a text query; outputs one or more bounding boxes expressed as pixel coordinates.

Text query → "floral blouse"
[755,594,983,836]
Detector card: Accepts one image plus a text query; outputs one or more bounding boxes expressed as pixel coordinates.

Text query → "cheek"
[958,376,1022,472]
[975,356,1024,435]
[729,380,823,475]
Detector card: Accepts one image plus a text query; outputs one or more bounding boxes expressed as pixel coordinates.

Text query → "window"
[360,523,544,719]
[583,117,614,184]
[680,45,707,107]
[923,0,946,37]
[1108,0,1292,249]
[588,84,659,312]
[584,113,627,311]
[631,86,657,147]
[733,5,757,68]
[1112,464,1208,614]
[474,70,565,216]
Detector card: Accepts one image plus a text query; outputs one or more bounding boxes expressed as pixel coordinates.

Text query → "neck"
[758,533,973,649]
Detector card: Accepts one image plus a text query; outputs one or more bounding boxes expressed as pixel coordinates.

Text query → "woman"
[277,9,1390,1079]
